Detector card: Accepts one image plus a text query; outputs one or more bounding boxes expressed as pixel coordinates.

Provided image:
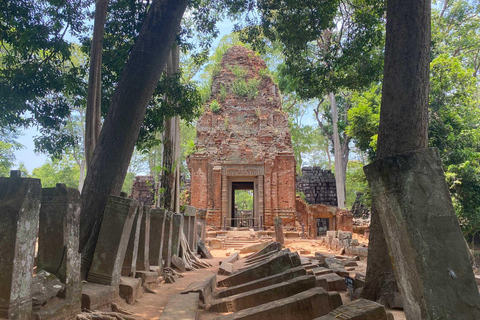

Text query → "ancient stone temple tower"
[188,46,296,229]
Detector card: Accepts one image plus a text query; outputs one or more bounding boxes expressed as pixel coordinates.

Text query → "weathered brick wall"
[296,167,337,206]
[335,209,354,232]
[130,175,155,206]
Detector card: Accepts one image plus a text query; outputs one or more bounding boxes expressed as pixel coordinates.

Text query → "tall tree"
[237,0,385,209]
[79,0,189,278]
[85,0,109,172]
[361,0,430,306]
[159,46,182,212]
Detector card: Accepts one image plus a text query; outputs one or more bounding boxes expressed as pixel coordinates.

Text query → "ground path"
[117,240,406,320]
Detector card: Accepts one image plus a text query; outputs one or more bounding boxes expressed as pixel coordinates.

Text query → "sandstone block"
[314,299,391,320]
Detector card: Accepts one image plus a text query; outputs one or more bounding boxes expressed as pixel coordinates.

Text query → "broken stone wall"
[130,175,155,206]
[296,167,337,206]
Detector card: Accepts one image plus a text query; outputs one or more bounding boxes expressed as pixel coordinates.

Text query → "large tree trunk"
[85,0,109,170]
[361,0,430,307]
[158,46,181,212]
[329,93,346,208]
[79,0,188,279]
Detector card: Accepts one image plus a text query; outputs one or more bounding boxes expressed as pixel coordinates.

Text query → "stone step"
[160,292,199,320]
[209,275,317,313]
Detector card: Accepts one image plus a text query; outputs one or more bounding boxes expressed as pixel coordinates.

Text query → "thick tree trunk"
[79,0,188,279]
[85,0,109,170]
[159,46,181,212]
[361,0,430,307]
[329,93,346,208]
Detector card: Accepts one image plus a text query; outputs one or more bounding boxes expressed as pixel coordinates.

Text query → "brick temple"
[188,46,296,229]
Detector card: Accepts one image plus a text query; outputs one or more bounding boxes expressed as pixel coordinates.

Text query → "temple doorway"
[231,182,254,228]
[227,178,261,229]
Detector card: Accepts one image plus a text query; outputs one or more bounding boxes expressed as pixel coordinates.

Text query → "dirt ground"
[119,239,406,320]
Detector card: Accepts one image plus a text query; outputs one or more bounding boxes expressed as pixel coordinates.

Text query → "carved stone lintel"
[221,164,264,176]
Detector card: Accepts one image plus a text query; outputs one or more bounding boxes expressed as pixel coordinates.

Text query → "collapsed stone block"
[218,262,234,276]
[160,292,199,320]
[218,250,301,287]
[212,287,336,320]
[119,276,143,304]
[244,250,279,266]
[181,273,216,305]
[122,202,144,277]
[365,148,480,319]
[312,267,334,276]
[81,283,118,311]
[135,271,158,288]
[314,298,393,320]
[216,266,307,299]
[198,240,213,259]
[239,242,270,254]
[316,273,347,292]
[36,184,82,319]
[209,275,317,312]
[0,171,41,320]
[87,195,138,286]
[31,270,64,309]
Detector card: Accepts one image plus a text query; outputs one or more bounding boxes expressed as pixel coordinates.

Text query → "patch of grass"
[219,85,227,102]
[210,99,221,113]
[228,64,249,78]
[232,78,260,100]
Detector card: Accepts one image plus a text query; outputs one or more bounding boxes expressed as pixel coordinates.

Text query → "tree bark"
[329,93,346,208]
[159,46,181,212]
[79,0,188,279]
[361,0,430,307]
[85,0,109,171]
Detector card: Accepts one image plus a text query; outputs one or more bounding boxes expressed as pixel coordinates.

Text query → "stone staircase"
[224,238,262,250]
[221,230,263,250]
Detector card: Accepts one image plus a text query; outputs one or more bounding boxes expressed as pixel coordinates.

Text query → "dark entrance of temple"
[316,218,329,236]
[230,181,254,228]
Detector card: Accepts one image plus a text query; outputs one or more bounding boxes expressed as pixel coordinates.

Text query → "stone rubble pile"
[319,230,368,258]
[182,240,394,320]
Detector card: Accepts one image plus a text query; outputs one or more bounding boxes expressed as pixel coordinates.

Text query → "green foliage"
[228,64,249,78]
[219,85,227,102]
[180,120,197,176]
[296,191,306,201]
[235,190,253,211]
[284,96,330,173]
[232,77,260,100]
[429,54,480,237]
[431,0,480,76]
[0,131,23,177]
[347,84,381,161]
[31,156,80,189]
[210,99,221,113]
[346,54,480,236]
[345,160,370,208]
[0,0,89,156]
[137,73,203,150]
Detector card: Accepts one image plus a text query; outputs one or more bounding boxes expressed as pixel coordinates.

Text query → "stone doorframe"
[220,164,264,229]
